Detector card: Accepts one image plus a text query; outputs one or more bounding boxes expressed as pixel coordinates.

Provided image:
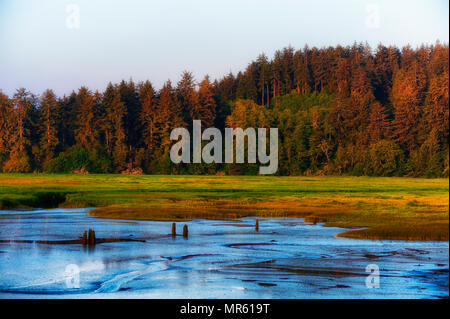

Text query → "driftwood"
[0,228,144,245]
[0,237,145,245]
[1,223,196,245]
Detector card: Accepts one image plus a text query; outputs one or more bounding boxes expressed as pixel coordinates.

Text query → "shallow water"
[0,208,448,299]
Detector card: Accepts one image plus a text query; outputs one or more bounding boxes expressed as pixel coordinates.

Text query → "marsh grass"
[0,174,448,240]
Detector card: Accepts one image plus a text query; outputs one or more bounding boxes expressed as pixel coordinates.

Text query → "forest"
[0,42,448,177]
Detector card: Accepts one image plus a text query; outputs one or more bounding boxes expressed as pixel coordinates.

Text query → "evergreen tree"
[0,92,14,170]
[4,88,36,172]
[367,102,390,143]
[118,79,140,165]
[74,87,98,152]
[198,75,216,127]
[39,89,60,166]
[139,81,159,154]
[391,61,426,152]
[177,71,199,125]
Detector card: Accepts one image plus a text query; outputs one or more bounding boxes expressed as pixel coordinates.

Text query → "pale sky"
[0,0,448,96]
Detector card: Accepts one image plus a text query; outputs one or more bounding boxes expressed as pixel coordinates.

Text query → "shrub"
[3,152,31,173]
[121,165,143,175]
[44,146,112,173]
[364,140,405,176]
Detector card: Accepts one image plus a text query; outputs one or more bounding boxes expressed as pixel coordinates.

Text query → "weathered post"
[88,228,96,246]
[255,219,259,232]
[81,231,88,245]
[183,225,188,238]
[172,223,176,237]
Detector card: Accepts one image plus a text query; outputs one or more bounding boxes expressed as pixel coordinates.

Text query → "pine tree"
[294,50,312,95]
[198,75,216,127]
[39,89,60,166]
[74,87,98,152]
[426,43,449,148]
[280,46,295,94]
[335,57,351,97]
[101,83,127,172]
[373,44,399,104]
[0,92,15,169]
[177,71,200,125]
[426,71,449,147]
[139,81,159,152]
[391,60,426,152]
[101,83,117,155]
[112,99,128,173]
[118,79,140,165]
[257,54,270,106]
[58,92,77,149]
[271,51,282,100]
[350,64,375,136]
[367,102,390,143]
[4,88,36,172]
[159,80,183,143]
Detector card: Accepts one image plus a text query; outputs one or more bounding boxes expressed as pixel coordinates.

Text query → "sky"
[0,0,448,96]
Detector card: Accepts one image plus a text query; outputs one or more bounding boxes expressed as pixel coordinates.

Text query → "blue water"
[0,208,448,298]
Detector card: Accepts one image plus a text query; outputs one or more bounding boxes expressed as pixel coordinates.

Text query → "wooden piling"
[183,225,188,238]
[81,231,88,245]
[88,228,96,246]
[255,219,259,232]
[172,223,176,237]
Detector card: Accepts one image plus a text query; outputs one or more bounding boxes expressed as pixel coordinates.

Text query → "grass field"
[0,174,448,241]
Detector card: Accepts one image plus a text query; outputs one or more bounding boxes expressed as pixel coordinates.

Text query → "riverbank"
[0,174,448,240]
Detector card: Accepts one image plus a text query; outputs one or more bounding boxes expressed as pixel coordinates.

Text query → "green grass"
[0,174,448,241]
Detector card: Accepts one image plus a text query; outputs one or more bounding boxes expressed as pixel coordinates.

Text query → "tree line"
[0,42,448,176]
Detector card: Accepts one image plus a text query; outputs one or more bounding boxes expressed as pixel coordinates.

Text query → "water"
[0,208,448,299]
